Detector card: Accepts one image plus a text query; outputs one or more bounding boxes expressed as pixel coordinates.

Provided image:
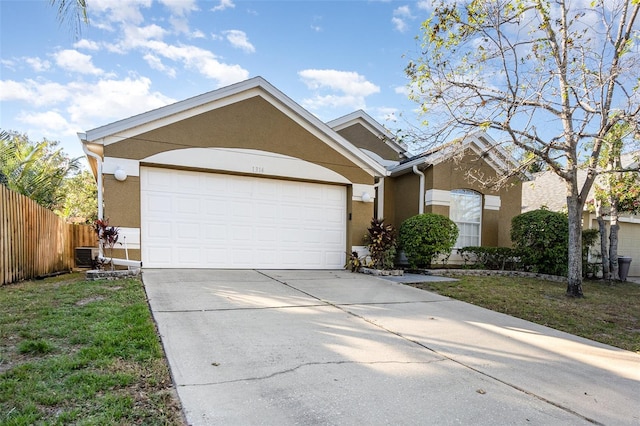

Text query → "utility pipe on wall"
[412,165,425,215]
[373,179,384,220]
[82,142,104,257]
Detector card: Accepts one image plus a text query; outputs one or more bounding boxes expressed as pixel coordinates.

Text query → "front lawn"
[408,276,640,353]
[0,273,185,425]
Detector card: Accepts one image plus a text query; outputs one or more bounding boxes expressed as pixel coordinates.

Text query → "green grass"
[0,273,184,425]
[408,276,640,353]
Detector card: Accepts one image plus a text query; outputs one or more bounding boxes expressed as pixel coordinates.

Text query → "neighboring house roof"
[389,131,520,177]
[326,110,409,158]
[522,152,639,213]
[522,170,583,212]
[78,76,389,178]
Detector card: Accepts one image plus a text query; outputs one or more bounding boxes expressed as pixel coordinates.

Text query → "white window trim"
[450,189,482,248]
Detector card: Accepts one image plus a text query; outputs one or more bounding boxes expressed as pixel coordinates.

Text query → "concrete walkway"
[143,270,640,426]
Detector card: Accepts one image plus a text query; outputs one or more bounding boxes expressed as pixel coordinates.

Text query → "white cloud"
[25,57,51,72]
[3,76,175,155]
[395,5,412,17]
[66,76,174,125]
[89,0,151,25]
[299,69,380,96]
[392,5,414,32]
[190,29,206,39]
[54,49,103,75]
[137,40,249,85]
[374,107,399,123]
[120,24,167,49]
[224,30,255,53]
[394,85,409,96]
[74,39,100,50]
[0,79,70,106]
[158,0,198,16]
[143,54,177,78]
[17,111,71,134]
[392,17,407,32]
[211,0,235,12]
[298,69,380,111]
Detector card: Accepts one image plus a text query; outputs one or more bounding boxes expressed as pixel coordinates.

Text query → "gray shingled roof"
[522,153,638,213]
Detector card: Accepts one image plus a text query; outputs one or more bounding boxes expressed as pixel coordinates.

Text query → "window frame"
[450,189,482,248]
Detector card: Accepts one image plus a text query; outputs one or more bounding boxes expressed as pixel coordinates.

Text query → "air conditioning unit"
[75,247,100,268]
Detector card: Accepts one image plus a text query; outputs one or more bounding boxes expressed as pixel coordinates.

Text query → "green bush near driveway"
[399,213,459,269]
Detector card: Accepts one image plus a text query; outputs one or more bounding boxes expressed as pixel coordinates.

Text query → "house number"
[252,166,265,173]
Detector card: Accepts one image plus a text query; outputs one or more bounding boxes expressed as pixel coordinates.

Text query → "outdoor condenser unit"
[75,247,100,268]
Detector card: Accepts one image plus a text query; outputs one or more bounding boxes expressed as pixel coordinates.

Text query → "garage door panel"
[141,168,347,269]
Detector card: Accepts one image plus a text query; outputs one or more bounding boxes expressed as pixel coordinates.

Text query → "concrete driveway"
[143,269,640,425]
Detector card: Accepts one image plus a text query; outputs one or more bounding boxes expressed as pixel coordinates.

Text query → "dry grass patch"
[0,273,185,425]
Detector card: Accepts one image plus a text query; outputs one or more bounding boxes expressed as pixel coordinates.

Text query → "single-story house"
[79,76,522,269]
[522,164,640,277]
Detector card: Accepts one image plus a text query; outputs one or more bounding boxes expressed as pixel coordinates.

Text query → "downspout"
[373,179,384,220]
[81,140,104,257]
[412,165,425,214]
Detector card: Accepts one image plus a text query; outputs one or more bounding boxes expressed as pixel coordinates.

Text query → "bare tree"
[406,0,640,296]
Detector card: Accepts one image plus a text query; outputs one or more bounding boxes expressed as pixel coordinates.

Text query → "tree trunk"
[597,216,610,279]
[566,196,584,297]
[596,200,610,280]
[609,200,620,280]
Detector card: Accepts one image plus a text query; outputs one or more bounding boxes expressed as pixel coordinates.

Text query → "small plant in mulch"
[364,217,398,270]
[93,218,120,270]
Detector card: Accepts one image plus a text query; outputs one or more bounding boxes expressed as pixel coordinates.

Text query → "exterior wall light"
[114,168,128,181]
[361,192,371,203]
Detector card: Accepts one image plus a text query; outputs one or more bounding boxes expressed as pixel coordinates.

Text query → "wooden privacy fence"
[1,185,97,286]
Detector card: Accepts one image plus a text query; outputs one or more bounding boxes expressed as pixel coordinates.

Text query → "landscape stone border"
[418,268,568,283]
[85,269,141,281]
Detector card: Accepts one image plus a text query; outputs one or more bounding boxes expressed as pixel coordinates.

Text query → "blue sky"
[1,0,432,160]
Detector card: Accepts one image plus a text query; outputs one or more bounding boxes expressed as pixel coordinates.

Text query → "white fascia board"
[388,157,430,176]
[361,149,400,168]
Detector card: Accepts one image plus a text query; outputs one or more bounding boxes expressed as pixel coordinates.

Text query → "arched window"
[450,189,482,248]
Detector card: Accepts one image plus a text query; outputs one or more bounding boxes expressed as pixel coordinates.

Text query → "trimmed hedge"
[399,213,458,268]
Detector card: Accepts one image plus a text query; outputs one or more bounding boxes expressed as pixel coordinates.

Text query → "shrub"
[511,209,568,276]
[582,228,601,278]
[457,246,520,270]
[399,213,458,268]
[364,218,397,270]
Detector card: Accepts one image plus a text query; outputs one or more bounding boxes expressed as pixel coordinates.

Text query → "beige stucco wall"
[351,199,375,248]
[387,172,421,226]
[335,123,402,161]
[388,149,522,248]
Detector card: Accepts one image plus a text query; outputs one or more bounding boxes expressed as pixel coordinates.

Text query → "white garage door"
[140,167,347,269]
